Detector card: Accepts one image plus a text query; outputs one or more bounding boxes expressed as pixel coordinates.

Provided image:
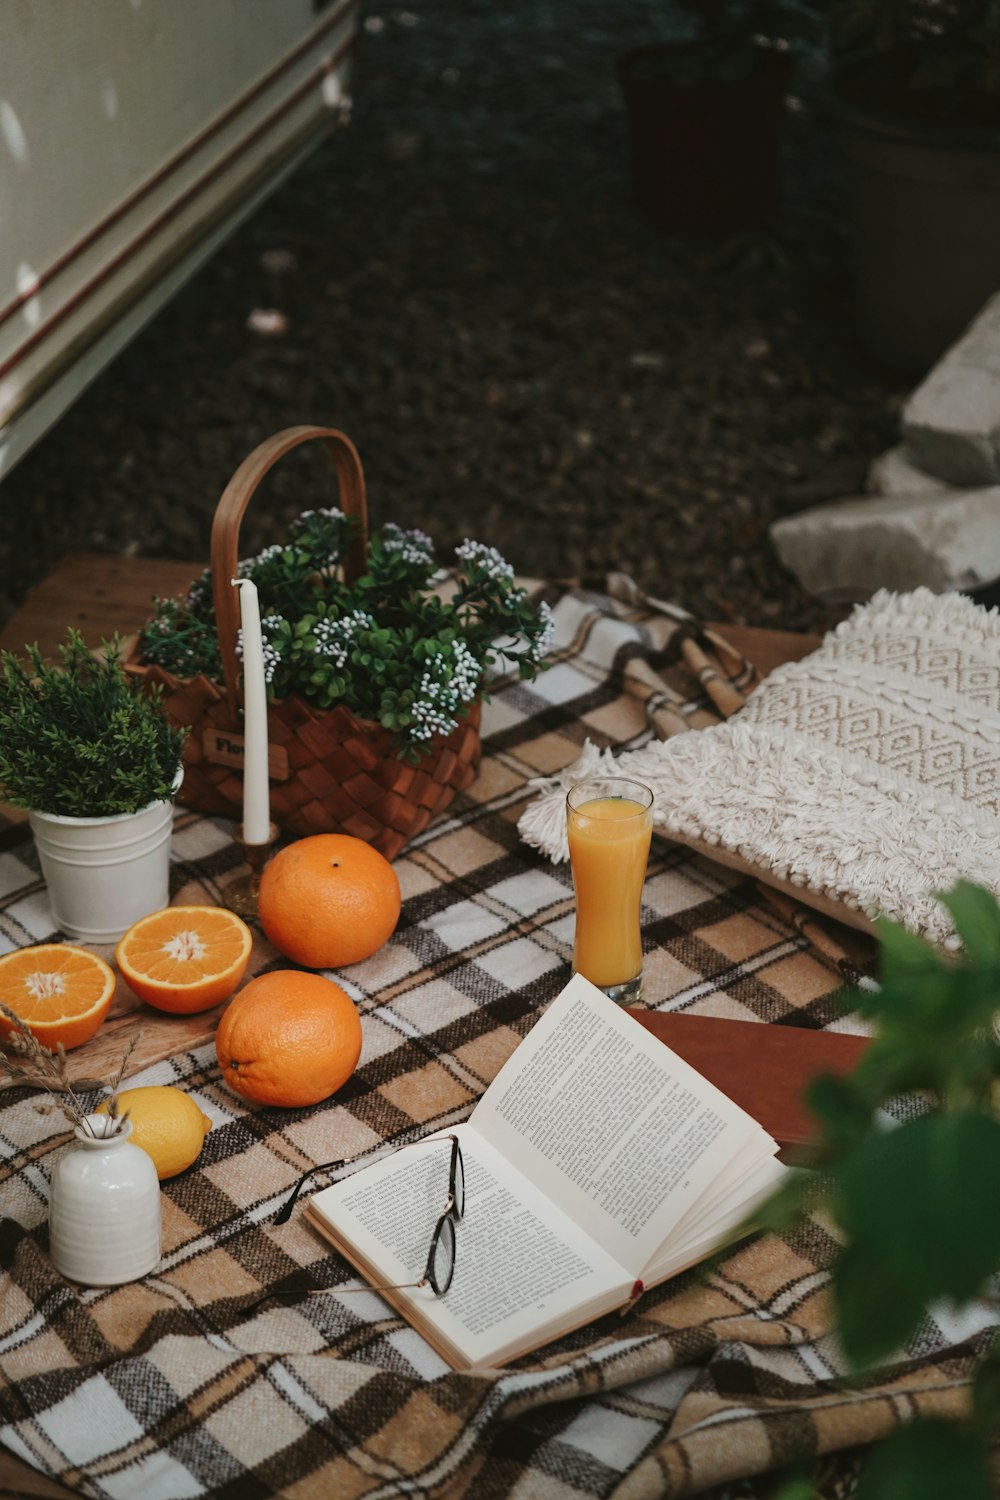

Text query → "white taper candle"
[233,578,271,844]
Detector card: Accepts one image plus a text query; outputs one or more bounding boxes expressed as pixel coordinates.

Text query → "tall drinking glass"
[566,776,653,1004]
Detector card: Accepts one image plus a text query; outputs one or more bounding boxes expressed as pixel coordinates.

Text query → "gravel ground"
[0,0,910,644]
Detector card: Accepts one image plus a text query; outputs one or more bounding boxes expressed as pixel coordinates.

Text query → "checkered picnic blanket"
[0,588,993,1499]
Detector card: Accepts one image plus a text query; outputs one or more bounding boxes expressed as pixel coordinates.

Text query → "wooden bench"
[1,553,198,660]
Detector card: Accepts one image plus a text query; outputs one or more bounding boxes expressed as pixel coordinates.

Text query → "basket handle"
[210,425,368,721]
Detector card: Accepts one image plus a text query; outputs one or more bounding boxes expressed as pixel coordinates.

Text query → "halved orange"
[0,945,115,1051]
[115,905,253,1014]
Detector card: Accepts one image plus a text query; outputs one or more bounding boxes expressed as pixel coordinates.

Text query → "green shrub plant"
[828,0,1000,123]
[0,629,186,817]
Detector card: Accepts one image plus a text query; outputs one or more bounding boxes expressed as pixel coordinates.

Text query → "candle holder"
[223,822,279,920]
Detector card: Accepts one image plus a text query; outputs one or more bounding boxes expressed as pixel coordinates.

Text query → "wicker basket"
[128,425,482,860]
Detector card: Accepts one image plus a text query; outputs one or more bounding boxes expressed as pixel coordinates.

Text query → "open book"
[304,974,788,1370]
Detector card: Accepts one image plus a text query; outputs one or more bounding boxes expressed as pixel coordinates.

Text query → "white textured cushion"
[518,589,1000,947]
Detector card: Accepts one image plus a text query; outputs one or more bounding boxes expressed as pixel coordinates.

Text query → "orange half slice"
[116,905,253,1014]
[0,945,115,1051]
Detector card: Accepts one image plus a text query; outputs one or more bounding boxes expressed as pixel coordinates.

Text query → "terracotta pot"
[617,42,792,234]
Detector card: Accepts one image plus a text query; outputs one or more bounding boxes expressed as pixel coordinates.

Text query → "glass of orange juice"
[566,775,653,1004]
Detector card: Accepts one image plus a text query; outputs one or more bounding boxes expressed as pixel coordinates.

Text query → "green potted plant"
[825,0,1000,370]
[616,0,823,233]
[760,880,1000,1498]
[0,630,187,942]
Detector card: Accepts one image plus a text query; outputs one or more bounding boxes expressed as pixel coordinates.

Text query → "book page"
[471,973,779,1273]
[665,1126,778,1246]
[644,1153,789,1284]
[306,1124,632,1368]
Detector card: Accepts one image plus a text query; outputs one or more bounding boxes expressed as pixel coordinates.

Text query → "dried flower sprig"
[0,1004,139,1136]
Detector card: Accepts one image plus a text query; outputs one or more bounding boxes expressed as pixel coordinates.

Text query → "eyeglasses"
[271,1133,465,1299]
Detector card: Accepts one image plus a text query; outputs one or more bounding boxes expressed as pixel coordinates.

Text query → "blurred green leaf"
[835,1113,1000,1364]
[769,1480,818,1500]
[939,880,1000,966]
[855,1419,992,1500]
[752,882,1000,1488]
[743,1167,815,1235]
[805,1072,871,1151]
[834,1241,927,1370]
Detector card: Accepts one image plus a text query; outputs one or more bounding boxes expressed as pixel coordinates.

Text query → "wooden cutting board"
[15,997,226,1091]
[0,933,271,1091]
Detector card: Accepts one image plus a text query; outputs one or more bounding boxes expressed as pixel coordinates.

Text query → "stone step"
[902,291,1000,487]
[867,443,959,498]
[771,487,1000,602]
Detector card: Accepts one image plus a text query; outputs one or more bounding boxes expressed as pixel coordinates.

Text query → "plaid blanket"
[0,588,993,1500]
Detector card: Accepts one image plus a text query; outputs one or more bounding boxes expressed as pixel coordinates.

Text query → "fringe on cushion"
[833,586,1000,652]
[518,741,620,863]
[642,723,1000,946]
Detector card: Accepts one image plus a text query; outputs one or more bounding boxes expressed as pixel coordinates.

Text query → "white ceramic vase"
[48,1114,161,1285]
[28,773,179,943]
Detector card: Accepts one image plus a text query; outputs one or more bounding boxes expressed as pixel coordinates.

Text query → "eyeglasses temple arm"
[274,1137,459,1226]
[273,1182,305,1224]
[274,1157,348,1224]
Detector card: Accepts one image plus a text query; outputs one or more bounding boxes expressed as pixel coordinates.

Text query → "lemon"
[97,1085,212,1180]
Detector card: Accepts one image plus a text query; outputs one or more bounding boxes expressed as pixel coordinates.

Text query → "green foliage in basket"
[759,881,1000,1500]
[0,630,186,817]
[138,510,555,756]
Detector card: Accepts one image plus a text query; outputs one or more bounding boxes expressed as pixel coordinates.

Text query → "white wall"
[0,0,358,474]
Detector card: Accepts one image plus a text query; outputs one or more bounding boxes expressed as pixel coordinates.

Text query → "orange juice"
[567,792,652,992]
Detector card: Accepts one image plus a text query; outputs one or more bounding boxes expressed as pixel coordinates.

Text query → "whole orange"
[258,834,401,969]
[215,970,362,1107]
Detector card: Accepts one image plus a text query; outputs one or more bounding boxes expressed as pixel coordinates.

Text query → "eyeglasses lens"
[429,1213,456,1294]
[451,1143,465,1220]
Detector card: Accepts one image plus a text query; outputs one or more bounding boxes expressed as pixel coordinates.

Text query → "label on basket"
[202,729,290,781]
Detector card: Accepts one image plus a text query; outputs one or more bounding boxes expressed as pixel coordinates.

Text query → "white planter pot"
[29,776,178,943]
[48,1114,161,1285]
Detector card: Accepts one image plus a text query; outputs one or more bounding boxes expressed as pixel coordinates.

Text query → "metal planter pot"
[829,80,1000,373]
